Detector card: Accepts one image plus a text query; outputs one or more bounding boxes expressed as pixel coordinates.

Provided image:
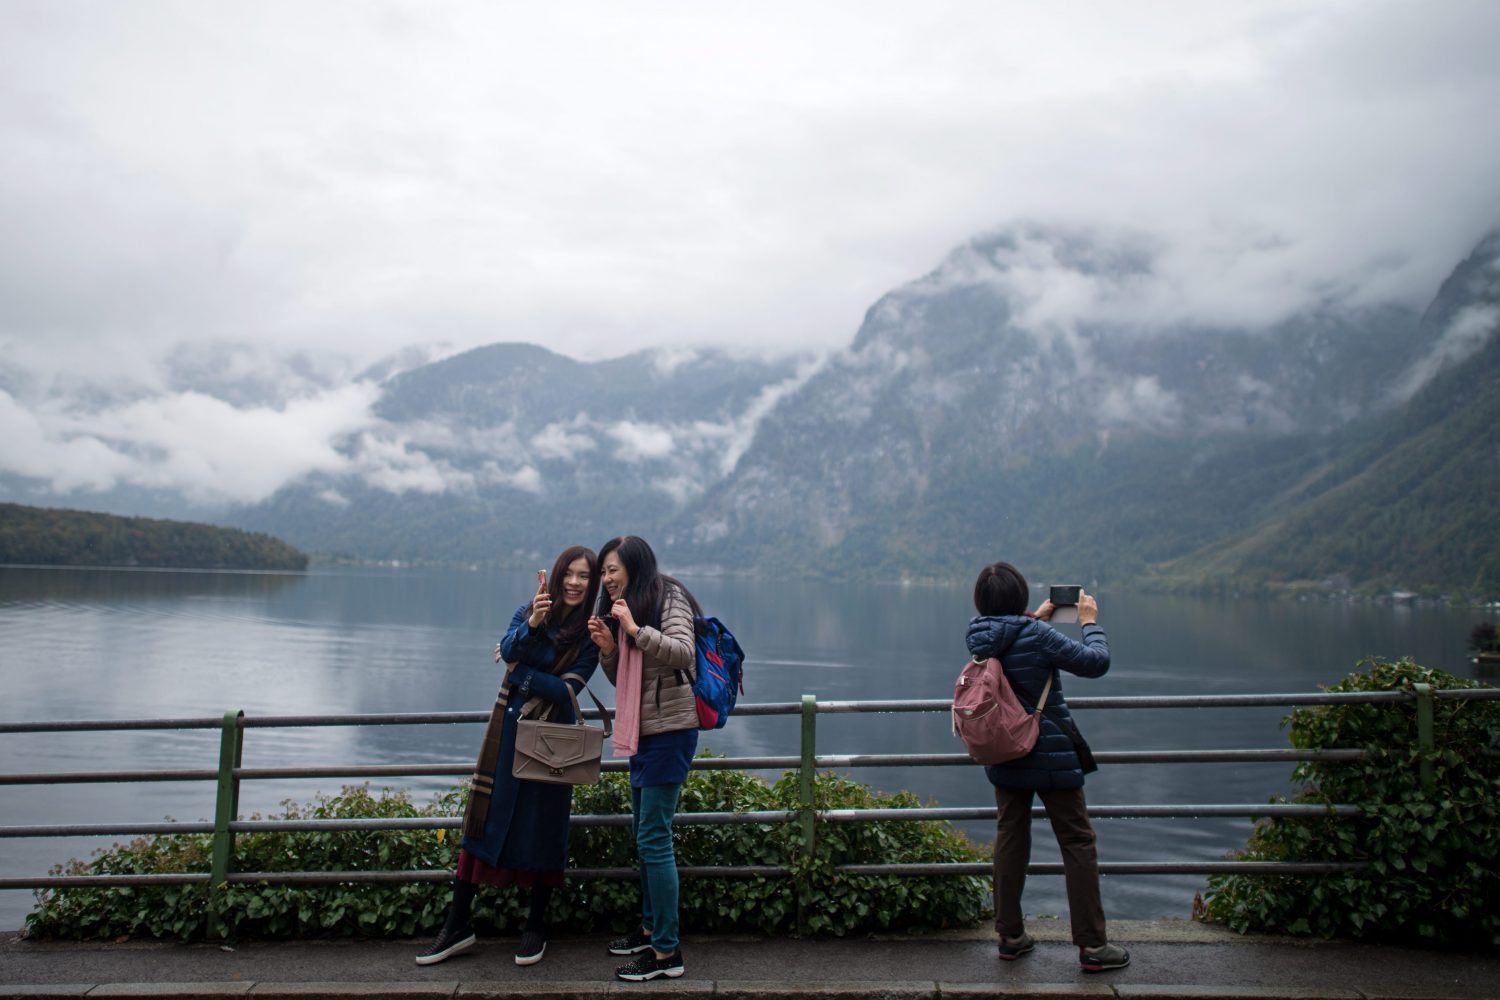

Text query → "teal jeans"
[630,783,684,954]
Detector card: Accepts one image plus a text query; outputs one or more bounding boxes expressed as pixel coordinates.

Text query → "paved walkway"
[3,920,1497,999]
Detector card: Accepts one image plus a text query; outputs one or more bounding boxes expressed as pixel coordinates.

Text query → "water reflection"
[0,566,304,604]
[1,566,1492,930]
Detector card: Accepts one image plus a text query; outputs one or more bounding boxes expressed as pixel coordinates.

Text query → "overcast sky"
[3,0,1499,506]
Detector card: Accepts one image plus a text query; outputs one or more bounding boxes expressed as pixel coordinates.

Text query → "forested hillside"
[1162,320,1500,593]
[0,504,308,571]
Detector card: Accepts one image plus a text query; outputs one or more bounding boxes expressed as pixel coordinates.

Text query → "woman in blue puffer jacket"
[965,561,1130,974]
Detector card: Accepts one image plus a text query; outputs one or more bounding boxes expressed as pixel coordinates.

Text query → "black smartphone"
[1048,585,1081,624]
[1049,585,1081,606]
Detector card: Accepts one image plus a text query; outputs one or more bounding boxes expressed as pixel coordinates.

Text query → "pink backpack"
[952,656,1054,765]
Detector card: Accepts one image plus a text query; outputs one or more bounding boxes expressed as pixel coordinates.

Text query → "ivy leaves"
[1203,657,1500,948]
[26,761,989,941]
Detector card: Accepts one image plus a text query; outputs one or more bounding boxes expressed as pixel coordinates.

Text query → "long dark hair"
[595,535,701,633]
[527,544,601,650]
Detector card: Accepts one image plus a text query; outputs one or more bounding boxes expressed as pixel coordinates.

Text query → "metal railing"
[4,685,1496,894]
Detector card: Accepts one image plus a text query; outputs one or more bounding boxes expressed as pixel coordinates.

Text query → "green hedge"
[25,762,988,941]
[1203,658,1500,947]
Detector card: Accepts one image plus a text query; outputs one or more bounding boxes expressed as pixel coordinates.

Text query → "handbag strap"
[1030,670,1054,717]
[504,665,613,737]
[1030,668,1091,755]
[560,672,613,737]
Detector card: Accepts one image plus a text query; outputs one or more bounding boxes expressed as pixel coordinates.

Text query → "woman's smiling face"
[601,550,628,601]
[560,556,591,608]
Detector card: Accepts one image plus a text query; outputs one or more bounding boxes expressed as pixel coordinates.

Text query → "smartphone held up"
[1048,584,1082,625]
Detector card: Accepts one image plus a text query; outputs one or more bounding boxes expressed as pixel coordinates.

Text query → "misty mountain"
[216,224,1499,594]
[229,345,809,563]
[666,224,1444,582]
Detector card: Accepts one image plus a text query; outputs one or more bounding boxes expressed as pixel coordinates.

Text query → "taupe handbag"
[511,672,613,785]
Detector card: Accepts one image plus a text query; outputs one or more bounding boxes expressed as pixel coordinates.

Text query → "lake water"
[1,565,1492,931]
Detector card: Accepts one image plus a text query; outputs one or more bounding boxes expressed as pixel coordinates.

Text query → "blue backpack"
[690,616,745,729]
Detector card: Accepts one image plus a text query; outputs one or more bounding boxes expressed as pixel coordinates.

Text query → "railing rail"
[0,748,1376,786]
[7,687,1498,735]
[4,687,1494,912]
[0,801,1366,840]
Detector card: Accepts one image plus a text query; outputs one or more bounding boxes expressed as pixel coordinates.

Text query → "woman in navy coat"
[966,561,1130,974]
[417,545,601,968]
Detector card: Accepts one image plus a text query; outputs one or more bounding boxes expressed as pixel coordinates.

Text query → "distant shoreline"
[0,562,308,576]
[0,502,308,572]
[14,556,1484,609]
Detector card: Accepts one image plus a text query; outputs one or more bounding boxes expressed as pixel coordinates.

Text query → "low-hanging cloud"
[1390,304,1500,403]
[0,383,381,504]
[606,421,677,462]
[2,1,1497,374]
[1096,376,1183,434]
[345,427,468,496]
[0,347,824,509]
[0,389,138,493]
[530,417,599,463]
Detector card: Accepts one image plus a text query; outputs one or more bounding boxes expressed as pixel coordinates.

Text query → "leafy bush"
[26,760,987,941]
[1203,657,1500,947]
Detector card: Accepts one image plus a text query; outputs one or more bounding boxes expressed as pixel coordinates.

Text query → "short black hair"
[974,561,1029,617]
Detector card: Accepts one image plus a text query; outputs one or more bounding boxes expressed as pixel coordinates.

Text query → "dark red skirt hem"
[456,849,565,889]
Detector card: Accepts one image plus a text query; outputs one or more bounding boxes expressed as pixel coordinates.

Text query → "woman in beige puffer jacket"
[586,535,701,981]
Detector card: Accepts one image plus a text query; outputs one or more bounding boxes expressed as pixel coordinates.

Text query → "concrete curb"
[5,921,1497,1000]
[0,983,1487,1000]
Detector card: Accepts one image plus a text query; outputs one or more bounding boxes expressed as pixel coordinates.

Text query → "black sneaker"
[1079,942,1130,972]
[615,949,684,981]
[998,931,1035,960]
[607,927,653,955]
[414,923,476,966]
[514,928,546,966]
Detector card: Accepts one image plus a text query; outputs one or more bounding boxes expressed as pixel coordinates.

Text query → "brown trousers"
[992,785,1108,948]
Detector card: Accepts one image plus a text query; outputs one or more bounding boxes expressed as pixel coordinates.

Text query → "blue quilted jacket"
[964,614,1110,790]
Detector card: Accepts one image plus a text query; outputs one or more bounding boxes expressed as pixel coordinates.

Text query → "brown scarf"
[461,631,580,840]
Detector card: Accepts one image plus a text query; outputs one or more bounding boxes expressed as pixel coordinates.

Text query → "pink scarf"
[611,634,644,758]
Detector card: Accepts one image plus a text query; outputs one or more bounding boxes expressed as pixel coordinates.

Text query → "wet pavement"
[3,919,1497,999]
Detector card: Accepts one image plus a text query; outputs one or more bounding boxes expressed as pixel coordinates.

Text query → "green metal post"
[799,694,817,853]
[210,710,244,886]
[208,710,245,941]
[1413,683,1434,790]
[797,694,817,935]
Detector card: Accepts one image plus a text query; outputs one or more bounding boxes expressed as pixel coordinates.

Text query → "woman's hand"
[526,580,552,628]
[1034,599,1056,621]
[587,616,617,656]
[1077,591,1099,626]
[494,642,504,664]
[610,598,640,639]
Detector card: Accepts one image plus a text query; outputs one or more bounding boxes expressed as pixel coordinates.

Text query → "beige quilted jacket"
[600,583,698,737]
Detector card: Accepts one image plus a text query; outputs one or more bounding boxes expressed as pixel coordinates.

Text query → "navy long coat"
[461,604,600,872]
[964,615,1110,791]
